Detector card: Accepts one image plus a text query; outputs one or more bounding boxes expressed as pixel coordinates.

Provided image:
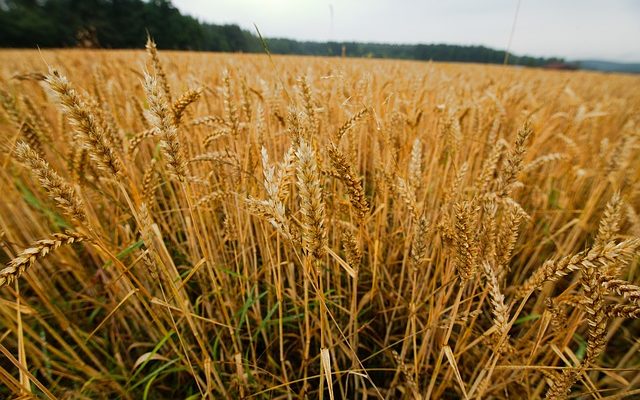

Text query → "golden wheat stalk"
[0,90,44,155]
[327,142,370,223]
[517,238,640,297]
[602,279,640,305]
[143,72,187,181]
[45,68,122,177]
[580,266,608,366]
[127,127,159,155]
[341,230,362,270]
[522,153,566,173]
[245,147,295,241]
[595,192,622,246]
[408,138,423,192]
[145,36,172,103]
[296,140,327,260]
[410,217,429,273]
[495,203,522,269]
[545,369,580,400]
[15,141,87,223]
[476,139,507,194]
[299,76,318,136]
[482,261,509,338]
[396,176,418,223]
[222,70,240,137]
[172,88,202,125]
[498,121,532,196]
[0,232,87,288]
[453,200,480,281]
[606,303,640,319]
[142,158,158,207]
[335,107,369,141]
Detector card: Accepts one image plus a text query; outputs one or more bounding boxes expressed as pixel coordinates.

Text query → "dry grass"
[0,46,639,399]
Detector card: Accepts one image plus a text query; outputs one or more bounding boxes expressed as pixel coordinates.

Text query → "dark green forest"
[0,0,563,66]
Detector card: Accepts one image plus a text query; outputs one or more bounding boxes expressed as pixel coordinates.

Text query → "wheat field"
[0,42,639,399]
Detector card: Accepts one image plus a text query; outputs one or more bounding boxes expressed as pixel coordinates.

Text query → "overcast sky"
[171,0,640,63]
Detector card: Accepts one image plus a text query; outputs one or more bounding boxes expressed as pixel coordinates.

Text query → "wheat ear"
[327,142,369,223]
[144,73,187,181]
[0,232,87,288]
[296,140,327,260]
[606,304,640,319]
[602,279,640,305]
[595,192,622,246]
[482,262,510,340]
[453,200,480,281]
[516,239,640,297]
[499,121,532,196]
[15,142,86,223]
[145,36,172,103]
[336,107,369,141]
[172,88,202,125]
[45,68,122,177]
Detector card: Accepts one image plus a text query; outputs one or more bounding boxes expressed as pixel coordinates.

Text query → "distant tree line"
[0,0,563,66]
[265,39,561,66]
[0,0,256,51]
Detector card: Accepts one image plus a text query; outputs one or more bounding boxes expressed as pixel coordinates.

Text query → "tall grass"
[0,45,639,399]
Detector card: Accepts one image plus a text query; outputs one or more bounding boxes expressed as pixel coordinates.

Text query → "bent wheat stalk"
[0,232,87,288]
